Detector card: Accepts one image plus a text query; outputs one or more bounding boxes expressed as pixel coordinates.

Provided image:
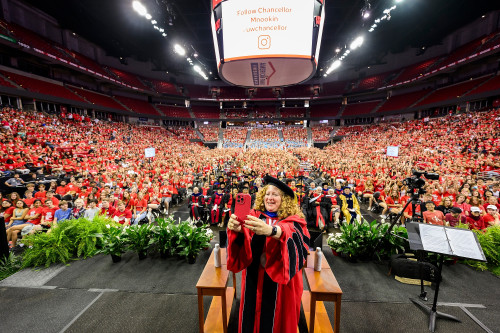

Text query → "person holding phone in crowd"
[226,175,309,333]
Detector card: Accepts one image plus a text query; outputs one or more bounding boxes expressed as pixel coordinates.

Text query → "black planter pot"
[138,252,147,260]
[340,252,358,263]
[187,255,196,264]
[111,254,121,263]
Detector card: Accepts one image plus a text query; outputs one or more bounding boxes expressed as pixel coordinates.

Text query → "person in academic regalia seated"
[223,187,239,227]
[226,175,310,333]
[323,188,341,228]
[305,187,328,229]
[209,185,226,225]
[322,182,330,195]
[295,185,306,211]
[339,186,361,224]
[188,187,204,223]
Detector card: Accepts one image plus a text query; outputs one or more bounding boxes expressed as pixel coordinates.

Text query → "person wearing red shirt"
[159,180,174,214]
[23,190,35,208]
[40,199,58,228]
[445,207,467,227]
[1,200,14,226]
[483,205,499,227]
[55,180,68,197]
[132,192,148,225]
[423,201,446,226]
[99,199,116,218]
[112,201,132,226]
[34,184,47,200]
[466,207,487,230]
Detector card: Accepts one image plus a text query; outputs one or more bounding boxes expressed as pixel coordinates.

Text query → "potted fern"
[125,223,155,260]
[100,225,129,263]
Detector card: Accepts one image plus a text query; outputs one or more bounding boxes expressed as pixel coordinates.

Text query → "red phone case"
[234,193,252,224]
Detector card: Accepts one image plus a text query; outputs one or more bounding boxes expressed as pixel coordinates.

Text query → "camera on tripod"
[403,170,439,197]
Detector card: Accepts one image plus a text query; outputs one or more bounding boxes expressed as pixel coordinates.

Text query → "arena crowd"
[1,106,499,248]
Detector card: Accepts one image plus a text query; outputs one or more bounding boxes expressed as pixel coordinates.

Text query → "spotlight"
[151,20,157,24]
[350,36,364,50]
[326,60,341,74]
[159,28,164,32]
[174,44,186,56]
[395,0,404,3]
[361,1,371,20]
[162,33,167,37]
[132,1,147,16]
[145,13,152,20]
[335,47,341,53]
[362,11,370,19]
[193,53,198,58]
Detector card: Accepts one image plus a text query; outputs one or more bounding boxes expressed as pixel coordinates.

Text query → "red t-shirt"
[23,198,35,207]
[423,210,445,225]
[3,207,15,223]
[466,216,487,230]
[26,207,43,225]
[483,214,497,227]
[41,207,58,223]
[99,206,116,217]
[112,209,132,224]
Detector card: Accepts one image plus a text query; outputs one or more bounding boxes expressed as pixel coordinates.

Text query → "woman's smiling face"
[264,185,282,213]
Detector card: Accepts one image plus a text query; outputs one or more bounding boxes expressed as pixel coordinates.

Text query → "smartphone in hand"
[234,193,252,225]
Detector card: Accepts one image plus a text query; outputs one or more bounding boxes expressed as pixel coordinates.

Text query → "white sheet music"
[419,224,452,255]
[445,228,484,261]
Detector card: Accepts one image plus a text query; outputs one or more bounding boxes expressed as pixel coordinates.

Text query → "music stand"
[405,222,487,332]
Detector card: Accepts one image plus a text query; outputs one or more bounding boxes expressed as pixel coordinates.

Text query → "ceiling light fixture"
[350,36,364,50]
[145,13,152,20]
[132,1,147,17]
[326,60,341,74]
[174,44,186,56]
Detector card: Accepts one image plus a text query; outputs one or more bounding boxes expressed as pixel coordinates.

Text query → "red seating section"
[191,105,220,119]
[310,103,342,117]
[0,75,15,88]
[252,88,275,99]
[342,101,380,116]
[466,75,500,96]
[390,57,439,84]
[113,95,160,115]
[184,85,210,98]
[7,23,74,63]
[416,77,489,106]
[352,71,395,92]
[156,105,191,118]
[280,108,306,118]
[254,106,277,118]
[108,68,150,91]
[477,31,500,52]
[150,79,179,95]
[322,81,348,96]
[377,89,431,113]
[68,87,127,110]
[282,85,312,98]
[438,39,484,68]
[1,70,84,102]
[219,86,247,99]
[70,52,109,77]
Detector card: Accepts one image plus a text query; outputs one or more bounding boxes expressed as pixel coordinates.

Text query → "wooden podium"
[196,248,236,333]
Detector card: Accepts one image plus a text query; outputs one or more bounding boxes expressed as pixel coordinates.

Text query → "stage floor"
[1,204,499,333]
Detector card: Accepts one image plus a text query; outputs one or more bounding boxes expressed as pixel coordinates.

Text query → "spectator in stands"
[112,200,132,226]
[4,173,24,187]
[83,199,99,220]
[445,207,466,227]
[0,200,13,226]
[53,200,72,225]
[467,206,487,230]
[71,198,86,219]
[226,176,309,332]
[436,197,454,215]
[423,201,446,226]
[483,205,499,227]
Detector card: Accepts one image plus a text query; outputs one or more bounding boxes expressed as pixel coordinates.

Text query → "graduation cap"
[263,175,295,198]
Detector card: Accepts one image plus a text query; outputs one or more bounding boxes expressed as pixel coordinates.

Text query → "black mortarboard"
[263,175,295,198]
[322,182,329,187]
[450,207,462,214]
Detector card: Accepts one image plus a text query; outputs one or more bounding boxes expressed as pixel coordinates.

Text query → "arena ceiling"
[24,0,500,81]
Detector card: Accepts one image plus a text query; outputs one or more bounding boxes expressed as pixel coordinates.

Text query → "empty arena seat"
[377,89,431,113]
[191,105,220,119]
[342,101,380,116]
[108,68,150,91]
[416,77,490,106]
[113,95,160,115]
[310,103,342,118]
[156,105,191,118]
[390,57,440,85]
[466,75,500,96]
[68,86,127,111]
[279,108,306,118]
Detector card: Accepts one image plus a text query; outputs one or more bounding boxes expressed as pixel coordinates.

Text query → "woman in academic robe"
[188,187,203,223]
[208,186,225,225]
[227,175,310,333]
[305,187,328,229]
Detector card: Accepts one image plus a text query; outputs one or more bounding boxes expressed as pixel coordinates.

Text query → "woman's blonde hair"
[253,185,304,220]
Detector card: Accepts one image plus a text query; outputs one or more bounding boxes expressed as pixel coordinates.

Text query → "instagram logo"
[258,35,271,49]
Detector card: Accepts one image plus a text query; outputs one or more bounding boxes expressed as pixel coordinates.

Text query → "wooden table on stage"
[196,248,236,333]
[302,254,343,333]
